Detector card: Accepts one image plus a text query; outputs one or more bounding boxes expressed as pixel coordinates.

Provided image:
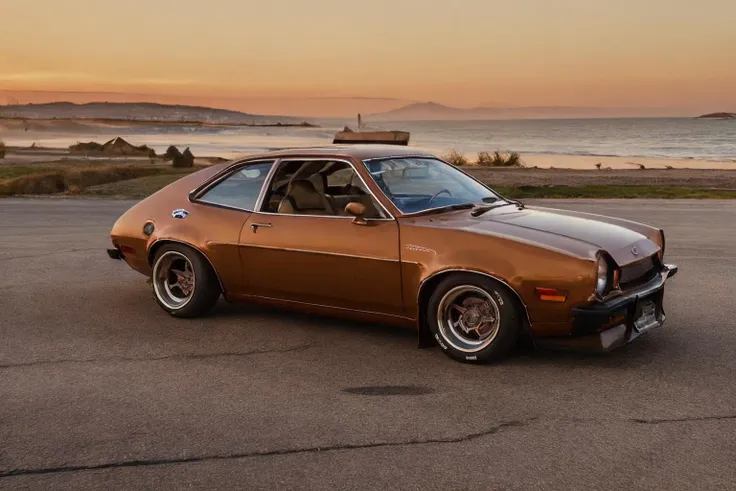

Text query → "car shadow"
[212,299,417,343]
[211,299,671,369]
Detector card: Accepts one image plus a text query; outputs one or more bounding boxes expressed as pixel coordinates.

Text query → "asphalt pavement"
[1,198,735,491]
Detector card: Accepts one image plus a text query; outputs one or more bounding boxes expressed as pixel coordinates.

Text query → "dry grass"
[0,163,195,196]
[442,149,470,166]
[81,172,194,199]
[477,151,523,167]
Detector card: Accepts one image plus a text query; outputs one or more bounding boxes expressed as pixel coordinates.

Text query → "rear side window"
[198,161,273,210]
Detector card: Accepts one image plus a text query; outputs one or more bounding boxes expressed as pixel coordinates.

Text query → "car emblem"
[631,246,639,256]
[172,209,189,219]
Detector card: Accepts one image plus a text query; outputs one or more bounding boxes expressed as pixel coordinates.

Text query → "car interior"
[261,160,386,218]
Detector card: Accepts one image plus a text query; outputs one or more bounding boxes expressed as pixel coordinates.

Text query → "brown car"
[108,145,678,363]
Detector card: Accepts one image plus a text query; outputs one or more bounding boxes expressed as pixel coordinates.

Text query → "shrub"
[163,145,181,161]
[172,147,195,168]
[442,149,469,166]
[0,140,5,159]
[476,151,522,167]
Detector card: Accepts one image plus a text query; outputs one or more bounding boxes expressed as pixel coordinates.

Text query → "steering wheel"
[428,189,452,206]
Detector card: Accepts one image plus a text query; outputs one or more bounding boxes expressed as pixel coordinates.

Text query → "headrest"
[287,179,327,210]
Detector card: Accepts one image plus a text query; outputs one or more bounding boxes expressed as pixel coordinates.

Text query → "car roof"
[235,144,438,162]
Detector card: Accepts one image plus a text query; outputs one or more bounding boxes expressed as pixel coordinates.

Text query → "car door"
[238,159,404,316]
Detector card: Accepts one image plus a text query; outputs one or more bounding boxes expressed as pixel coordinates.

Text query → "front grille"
[620,256,658,289]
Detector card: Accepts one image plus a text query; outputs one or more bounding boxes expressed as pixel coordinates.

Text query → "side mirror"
[345,202,367,225]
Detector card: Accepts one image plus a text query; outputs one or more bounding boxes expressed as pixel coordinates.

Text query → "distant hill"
[0,102,303,124]
[367,102,667,121]
[697,112,736,120]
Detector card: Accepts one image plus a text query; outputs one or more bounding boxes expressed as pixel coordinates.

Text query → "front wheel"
[427,274,520,363]
[151,244,221,318]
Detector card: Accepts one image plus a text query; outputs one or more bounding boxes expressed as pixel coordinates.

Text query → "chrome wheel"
[152,251,196,310]
[437,285,501,352]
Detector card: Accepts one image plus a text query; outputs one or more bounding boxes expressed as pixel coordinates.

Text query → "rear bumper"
[535,264,678,352]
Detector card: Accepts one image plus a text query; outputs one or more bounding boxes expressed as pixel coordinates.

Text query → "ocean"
[4,117,736,161]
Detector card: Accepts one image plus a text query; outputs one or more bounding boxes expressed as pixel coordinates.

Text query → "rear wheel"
[151,244,220,318]
[427,274,520,363]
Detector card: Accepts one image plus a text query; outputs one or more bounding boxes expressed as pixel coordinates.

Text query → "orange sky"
[1,0,735,117]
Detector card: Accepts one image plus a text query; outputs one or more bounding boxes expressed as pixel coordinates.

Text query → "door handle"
[251,222,272,232]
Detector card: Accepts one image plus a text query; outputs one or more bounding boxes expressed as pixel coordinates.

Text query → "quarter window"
[198,161,273,210]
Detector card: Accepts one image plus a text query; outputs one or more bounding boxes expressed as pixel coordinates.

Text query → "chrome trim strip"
[244,294,413,321]
[147,238,226,293]
[238,243,401,262]
[417,268,533,327]
[597,258,669,302]
[592,266,672,305]
[362,154,435,162]
[249,210,394,221]
[399,203,478,218]
[253,158,283,211]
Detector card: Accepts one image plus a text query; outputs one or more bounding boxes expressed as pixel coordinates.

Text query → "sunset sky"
[2,0,735,117]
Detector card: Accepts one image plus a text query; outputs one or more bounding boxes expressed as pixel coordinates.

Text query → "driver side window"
[260,160,386,218]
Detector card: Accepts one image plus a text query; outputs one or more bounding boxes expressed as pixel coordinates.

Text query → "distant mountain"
[367,102,671,121]
[0,102,303,124]
[697,112,736,120]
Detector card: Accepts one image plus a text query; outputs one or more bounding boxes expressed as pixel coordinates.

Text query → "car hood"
[425,206,659,266]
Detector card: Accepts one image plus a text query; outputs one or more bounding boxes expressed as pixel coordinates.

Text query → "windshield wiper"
[411,203,476,216]
[470,201,522,217]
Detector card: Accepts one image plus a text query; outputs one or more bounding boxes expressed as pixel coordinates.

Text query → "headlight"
[596,257,609,295]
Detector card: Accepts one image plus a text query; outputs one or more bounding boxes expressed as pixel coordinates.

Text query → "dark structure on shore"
[333,128,410,146]
[69,137,156,157]
[164,145,195,168]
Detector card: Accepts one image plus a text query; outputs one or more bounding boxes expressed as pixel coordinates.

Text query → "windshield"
[362,157,501,214]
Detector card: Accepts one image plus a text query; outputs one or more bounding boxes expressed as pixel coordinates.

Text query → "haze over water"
[5,118,736,162]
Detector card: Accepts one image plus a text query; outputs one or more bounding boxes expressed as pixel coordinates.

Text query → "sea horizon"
[2,116,735,164]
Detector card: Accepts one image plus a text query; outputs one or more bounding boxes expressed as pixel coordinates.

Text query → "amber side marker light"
[535,287,568,302]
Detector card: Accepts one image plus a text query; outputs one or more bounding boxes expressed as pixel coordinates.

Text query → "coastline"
[2,143,735,170]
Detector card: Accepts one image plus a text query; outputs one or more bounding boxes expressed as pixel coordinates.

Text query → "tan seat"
[277,179,335,215]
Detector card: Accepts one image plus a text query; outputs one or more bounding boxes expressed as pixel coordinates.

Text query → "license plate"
[634,300,658,332]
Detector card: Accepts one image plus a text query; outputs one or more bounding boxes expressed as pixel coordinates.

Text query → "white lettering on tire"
[434,333,448,350]
[493,290,504,306]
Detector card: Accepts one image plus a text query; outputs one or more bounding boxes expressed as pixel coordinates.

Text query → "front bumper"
[536,263,678,352]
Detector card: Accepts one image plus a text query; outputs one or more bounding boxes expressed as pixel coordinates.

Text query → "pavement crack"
[631,414,736,424]
[0,420,530,478]
[0,344,313,369]
[0,248,101,261]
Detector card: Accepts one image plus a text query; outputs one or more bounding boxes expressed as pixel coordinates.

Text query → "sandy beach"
[518,153,735,170]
